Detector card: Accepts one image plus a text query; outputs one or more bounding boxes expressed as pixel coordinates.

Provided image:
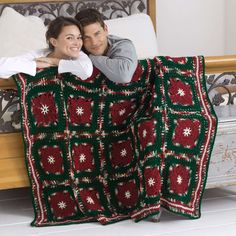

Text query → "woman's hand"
[35,57,60,68]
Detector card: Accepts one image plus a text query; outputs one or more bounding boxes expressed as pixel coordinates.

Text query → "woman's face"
[50,25,83,59]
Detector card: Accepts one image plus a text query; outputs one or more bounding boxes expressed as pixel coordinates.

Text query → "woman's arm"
[0,55,37,79]
[0,49,50,79]
[58,51,93,80]
[0,49,93,80]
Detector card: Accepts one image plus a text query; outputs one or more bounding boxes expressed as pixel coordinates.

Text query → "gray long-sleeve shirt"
[89,35,138,83]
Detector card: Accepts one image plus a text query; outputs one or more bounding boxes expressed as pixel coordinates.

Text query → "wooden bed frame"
[0,0,236,190]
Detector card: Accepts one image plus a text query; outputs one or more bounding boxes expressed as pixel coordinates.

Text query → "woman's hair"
[46,16,82,50]
[75,8,105,29]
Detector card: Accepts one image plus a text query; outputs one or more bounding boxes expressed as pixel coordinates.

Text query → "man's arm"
[89,39,138,83]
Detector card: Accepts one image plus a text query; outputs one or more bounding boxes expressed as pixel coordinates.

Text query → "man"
[75,8,138,83]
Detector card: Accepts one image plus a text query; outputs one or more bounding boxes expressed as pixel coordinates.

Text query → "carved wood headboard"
[0,0,156,26]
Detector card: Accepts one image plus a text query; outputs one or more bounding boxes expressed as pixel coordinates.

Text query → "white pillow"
[105,13,158,59]
[0,7,47,57]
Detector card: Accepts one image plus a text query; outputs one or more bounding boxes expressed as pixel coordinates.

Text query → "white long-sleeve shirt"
[0,48,93,80]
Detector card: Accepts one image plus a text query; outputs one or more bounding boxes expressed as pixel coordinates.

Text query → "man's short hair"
[75,8,105,28]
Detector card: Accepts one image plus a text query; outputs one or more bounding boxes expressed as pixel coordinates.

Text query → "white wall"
[225,0,236,54]
[156,0,225,56]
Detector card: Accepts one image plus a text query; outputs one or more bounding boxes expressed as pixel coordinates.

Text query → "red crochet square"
[67,97,92,125]
[72,143,95,172]
[31,91,58,127]
[39,145,64,175]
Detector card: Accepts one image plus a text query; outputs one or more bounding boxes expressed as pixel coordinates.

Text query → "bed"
[0,0,235,191]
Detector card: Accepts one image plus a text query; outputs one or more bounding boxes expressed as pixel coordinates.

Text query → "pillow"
[0,7,47,57]
[105,14,158,59]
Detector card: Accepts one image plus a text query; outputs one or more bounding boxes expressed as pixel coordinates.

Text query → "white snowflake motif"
[40,104,49,115]
[183,127,192,137]
[86,196,95,204]
[143,129,147,138]
[79,153,86,163]
[57,201,67,209]
[125,190,131,199]
[47,155,55,164]
[177,175,183,185]
[120,148,127,157]
[177,88,185,97]
[148,177,156,187]
[119,108,126,116]
[76,106,84,116]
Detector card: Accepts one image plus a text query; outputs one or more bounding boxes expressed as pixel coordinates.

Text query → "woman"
[0,16,93,80]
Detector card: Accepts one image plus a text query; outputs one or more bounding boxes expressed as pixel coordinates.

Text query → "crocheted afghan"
[14,56,217,226]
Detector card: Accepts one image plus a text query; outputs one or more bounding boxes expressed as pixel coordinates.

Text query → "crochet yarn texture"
[14,56,217,226]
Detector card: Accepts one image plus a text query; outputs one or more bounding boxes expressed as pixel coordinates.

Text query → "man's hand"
[35,57,60,68]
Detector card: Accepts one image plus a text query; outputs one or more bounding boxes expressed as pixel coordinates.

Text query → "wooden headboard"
[0,0,156,190]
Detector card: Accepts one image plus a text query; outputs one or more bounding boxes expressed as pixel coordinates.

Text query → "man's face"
[82,22,109,56]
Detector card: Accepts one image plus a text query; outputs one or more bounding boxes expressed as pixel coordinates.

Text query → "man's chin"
[89,49,104,56]
[91,52,102,56]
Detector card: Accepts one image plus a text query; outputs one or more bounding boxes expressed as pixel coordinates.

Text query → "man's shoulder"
[108,34,133,45]
[107,35,137,56]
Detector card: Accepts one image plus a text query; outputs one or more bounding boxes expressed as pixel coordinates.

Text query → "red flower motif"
[79,189,103,211]
[168,78,193,106]
[144,167,161,197]
[67,97,92,125]
[111,140,134,167]
[169,165,190,194]
[48,191,77,219]
[138,119,156,150]
[172,118,201,148]
[110,100,137,125]
[39,146,64,174]
[116,180,139,208]
[72,143,94,172]
[31,92,58,127]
